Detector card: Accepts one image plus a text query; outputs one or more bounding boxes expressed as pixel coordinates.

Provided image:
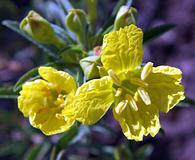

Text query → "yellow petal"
[38,67,77,93]
[145,66,185,113]
[61,91,76,120]
[18,79,54,117]
[29,107,75,135]
[101,24,143,74]
[113,97,160,141]
[75,76,114,125]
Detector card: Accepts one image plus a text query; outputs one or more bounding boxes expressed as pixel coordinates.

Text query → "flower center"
[109,62,153,113]
[55,94,66,108]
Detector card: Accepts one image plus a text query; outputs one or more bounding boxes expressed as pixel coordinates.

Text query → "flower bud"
[20,10,64,48]
[114,6,137,30]
[66,9,87,46]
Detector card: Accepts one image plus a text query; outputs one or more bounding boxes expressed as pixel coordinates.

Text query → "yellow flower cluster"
[18,25,185,141]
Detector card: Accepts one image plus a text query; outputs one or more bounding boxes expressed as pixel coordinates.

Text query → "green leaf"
[113,144,133,160]
[51,24,75,44]
[76,67,84,86]
[25,142,51,160]
[135,144,153,160]
[56,150,65,160]
[56,123,79,150]
[50,146,57,160]
[0,141,26,157]
[14,67,39,92]
[59,45,86,65]
[13,62,62,92]
[50,123,79,160]
[23,144,42,160]
[2,20,60,58]
[98,0,127,34]
[177,97,195,107]
[95,0,132,45]
[57,0,74,14]
[143,24,176,43]
[0,86,18,99]
[80,56,101,80]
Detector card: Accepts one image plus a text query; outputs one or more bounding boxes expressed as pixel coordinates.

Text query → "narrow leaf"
[177,97,195,107]
[113,144,133,160]
[2,20,60,58]
[143,24,176,43]
[14,67,39,92]
[51,24,75,44]
[51,123,79,160]
[56,124,79,150]
[97,0,132,36]
[59,46,86,65]
[23,144,42,160]
[0,87,18,99]
[135,144,153,160]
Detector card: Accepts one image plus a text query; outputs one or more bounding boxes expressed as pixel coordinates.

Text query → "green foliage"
[0,86,18,99]
[143,24,176,43]
[177,97,195,107]
[13,67,39,93]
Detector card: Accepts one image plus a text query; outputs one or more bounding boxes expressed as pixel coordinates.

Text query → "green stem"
[87,0,97,34]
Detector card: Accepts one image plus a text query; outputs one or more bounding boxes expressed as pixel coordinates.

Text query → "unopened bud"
[114,6,137,30]
[66,9,87,46]
[20,10,64,48]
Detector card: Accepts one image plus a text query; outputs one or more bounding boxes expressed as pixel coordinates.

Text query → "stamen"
[126,94,138,111]
[108,69,121,86]
[130,77,148,87]
[115,100,128,114]
[56,113,64,120]
[137,87,151,105]
[55,94,66,106]
[141,62,153,80]
[115,88,123,97]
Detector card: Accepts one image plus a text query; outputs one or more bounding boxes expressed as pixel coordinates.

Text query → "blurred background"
[0,0,195,160]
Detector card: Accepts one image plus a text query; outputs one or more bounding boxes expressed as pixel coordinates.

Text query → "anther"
[137,87,151,105]
[115,88,123,97]
[108,69,121,86]
[141,62,153,80]
[126,94,138,111]
[130,77,148,87]
[115,100,128,114]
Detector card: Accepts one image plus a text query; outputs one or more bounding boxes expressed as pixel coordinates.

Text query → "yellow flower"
[18,67,77,135]
[74,25,185,141]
